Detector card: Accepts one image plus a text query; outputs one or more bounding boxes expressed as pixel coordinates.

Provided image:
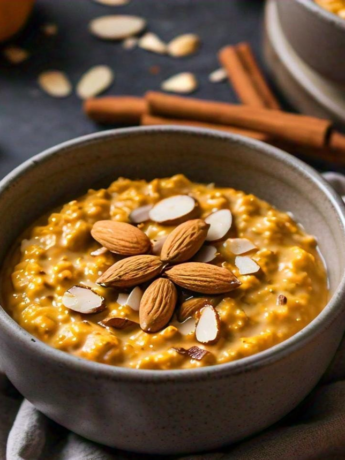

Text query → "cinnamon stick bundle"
[84,97,146,124]
[219,43,280,110]
[141,114,271,141]
[146,91,331,149]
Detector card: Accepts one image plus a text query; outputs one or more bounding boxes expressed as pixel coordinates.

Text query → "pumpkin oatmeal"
[2,175,328,370]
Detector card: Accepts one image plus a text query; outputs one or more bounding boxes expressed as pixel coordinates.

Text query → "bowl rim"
[1,125,345,383]
[295,0,345,30]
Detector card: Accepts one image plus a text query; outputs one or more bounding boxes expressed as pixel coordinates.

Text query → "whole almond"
[140,278,177,332]
[165,262,241,294]
[91,220,151,256]
[161,219,209,263]
[178,296,218,322]
[97,255,163,287]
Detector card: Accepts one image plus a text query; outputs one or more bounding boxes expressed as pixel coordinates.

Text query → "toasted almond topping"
[193,245,218,263]
[195,305,221,344]
[38,71,72,98]
[129,204,153,224]
[172,346,209,360]
[122,37,138,49]
[126,286,143,311]
[91,220,151,256]
[94,0,130,5]
[178,296,217,322]
[99,317,137,329]
[139,32,167,54]
[151,235,168,255]
[161,219,209,263]
[42,23,58,36]
[62,285,105,314]
[77,66,114,99]
[225,238,257,255]
[89,15,146,40]
[149,195,198,225]
[91,247,109,257]
[117,292,129,306]
[277,294,287,306]
[3,46,30,64]
[205,209,232,242]
[139,278,177,332]
[161,72,198,94]
[235,256,260,275]
[174,317,196,335]
[209,68,227,83]
[167,33,200,57]
[166,262,241,294]
[97,255,163,287]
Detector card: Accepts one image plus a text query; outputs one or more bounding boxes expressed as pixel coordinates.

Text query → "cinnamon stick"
[219,43,280,110]
[146,91,332,149]
[84,97,146,124]
[141,114,271,142]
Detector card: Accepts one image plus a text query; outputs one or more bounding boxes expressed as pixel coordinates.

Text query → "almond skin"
[97,255,163,288]
[91,220,151,256]
[140,278,177,332]
[161,219,209,263]
[178,296,218,322]
[165,262,241,294]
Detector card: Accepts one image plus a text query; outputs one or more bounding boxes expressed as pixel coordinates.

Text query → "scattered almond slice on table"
[149,195,199,225]
[62,286,105,314]
[129,204,153,224]
[3,46,29,64]
[235,256,260,275]
[122,37,138,50]
[38,71,72,98]
[139,32,167,54]
[100,317,137,329]
[205,209,232,242]
[89,15,146,40]
[193,245,218,263]
[77,66,114,99]
[42,23,58,36]
[172,346,209,361]
[225,238,257,255]
[167,33,200,57]
[195,305,221,344]
[209,68,227,83]
[161,72,198,94]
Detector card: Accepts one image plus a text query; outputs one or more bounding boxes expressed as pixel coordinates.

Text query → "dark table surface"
[0,0,342,180]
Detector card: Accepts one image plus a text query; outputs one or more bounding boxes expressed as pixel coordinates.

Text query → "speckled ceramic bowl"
[0,127,345,455]
[277,0,345,85]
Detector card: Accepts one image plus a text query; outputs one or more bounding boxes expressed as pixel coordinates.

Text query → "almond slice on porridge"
[149,195,199,225]
[225,238,257,255]
[62,286,105,314]
[235,256,260,275]
[129,204,153,224]
[195,305,221,345]
[172,346,209,361]
[205,209,232,242]
[193,245,218,263]
[99,317,137,329]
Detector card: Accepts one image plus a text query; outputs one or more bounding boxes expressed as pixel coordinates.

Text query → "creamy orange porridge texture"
[3,175,328,370]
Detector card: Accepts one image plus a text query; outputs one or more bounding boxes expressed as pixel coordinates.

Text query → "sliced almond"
[175,317,195,335]
[3,46,30,64]
[99,317,137,329]
[117,292,129,306]
[195,305,221,345]
[94,0,130,5]
[77,66,114,100]
[122,37,138,49]
[166,262,241,295]
[91,247,109,257]
[172,346,209,361]
[126,286,143,311]
[97,255,163,287]
[167,33,200,57]
[161,72,198,94]
[193,245,218,263]
[139,32,167,54]
[161,219,209,263]
[277,294,287,306]
[235,256,260,275]
[209,68,227,83]
[205,209,232,242]
[178,296,217,322]
[38,71,72,98]
[129,204,153,224]
[139,278,177,332]
[151,235,168,255]
[62,285,105,314]
[89,15,146,40]
[149,195,199,225]
[225,238,257,255]
[91,220,151,256]
[42,24,58,36]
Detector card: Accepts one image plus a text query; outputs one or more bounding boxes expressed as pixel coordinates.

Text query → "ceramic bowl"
[276,0,345,85]
[0,127,345,455]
